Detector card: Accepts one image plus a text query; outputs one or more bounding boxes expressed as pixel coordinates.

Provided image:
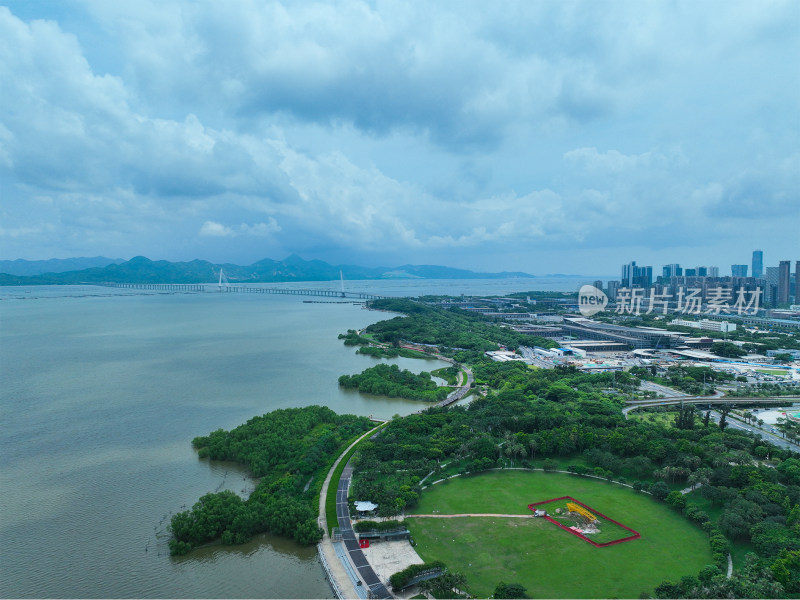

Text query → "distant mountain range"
[0,255,535,285]
[0,256,126,276]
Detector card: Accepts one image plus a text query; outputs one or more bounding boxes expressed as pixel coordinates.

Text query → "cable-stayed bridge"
[112,282,386,300]
[216,285,386,300]
[112,269,388,300]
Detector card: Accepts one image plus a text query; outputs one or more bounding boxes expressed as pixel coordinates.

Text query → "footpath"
[318,424,385,599]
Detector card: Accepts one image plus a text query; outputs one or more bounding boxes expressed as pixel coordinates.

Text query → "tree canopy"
[169,406,373,554]
[339,363,450,402]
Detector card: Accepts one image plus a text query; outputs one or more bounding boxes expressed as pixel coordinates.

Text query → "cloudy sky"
[1,1,798,274]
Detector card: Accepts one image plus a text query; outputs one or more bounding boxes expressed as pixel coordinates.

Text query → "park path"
[318,422,387,599]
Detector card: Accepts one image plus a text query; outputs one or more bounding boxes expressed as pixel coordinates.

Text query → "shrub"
[354,519,407,533]
[649,481,670,500]
[389,561,446,590]
[494,582,530,598]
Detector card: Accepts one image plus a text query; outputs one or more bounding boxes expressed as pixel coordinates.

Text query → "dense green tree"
[494,582,530,598]
[656,553,784,598]
[719,497,764,540]
[649,481,670,501]
[666,490,687,511]
[770,548,800,592]
[711,341,746,358]
[170,406,372,554]
[339,363,450,402]
[420,571,467,597]
[777,457,800,486]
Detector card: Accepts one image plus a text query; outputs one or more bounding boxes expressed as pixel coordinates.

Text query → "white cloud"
[1,1,798,269]
[199,219,281,238]
[242,219,281,236]
[198,221,235,237]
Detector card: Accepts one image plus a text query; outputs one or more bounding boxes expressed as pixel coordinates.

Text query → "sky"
[0,1,798,275]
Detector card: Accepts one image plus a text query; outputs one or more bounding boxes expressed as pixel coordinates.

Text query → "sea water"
[0,277,592,598]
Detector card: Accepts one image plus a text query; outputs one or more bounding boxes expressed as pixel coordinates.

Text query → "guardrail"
[317,543,344,599]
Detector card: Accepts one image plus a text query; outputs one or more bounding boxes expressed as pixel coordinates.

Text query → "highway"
[625,395,800,408]
[705,410,799,452]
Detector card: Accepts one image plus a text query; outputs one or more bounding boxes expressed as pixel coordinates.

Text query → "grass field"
[405,470,713,598]
[755,369,789,376]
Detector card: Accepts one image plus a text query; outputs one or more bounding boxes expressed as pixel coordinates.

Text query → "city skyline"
[616,251,796,281]
[607,249,798,306]
[1,1,798,273]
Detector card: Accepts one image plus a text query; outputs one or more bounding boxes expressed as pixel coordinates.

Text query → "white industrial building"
[670,318,737,333]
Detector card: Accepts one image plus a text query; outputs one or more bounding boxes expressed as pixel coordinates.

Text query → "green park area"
[755,369,790,377]
[405,470,713,598]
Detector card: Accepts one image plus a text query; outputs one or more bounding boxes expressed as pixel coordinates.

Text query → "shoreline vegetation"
[338,363,450,402]
[170,296,800,599]
[168,406,373,555]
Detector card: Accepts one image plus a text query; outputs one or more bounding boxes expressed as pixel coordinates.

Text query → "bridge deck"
[111,283,387,300]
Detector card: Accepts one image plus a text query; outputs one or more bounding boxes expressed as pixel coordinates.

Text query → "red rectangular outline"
[528,496,640,547]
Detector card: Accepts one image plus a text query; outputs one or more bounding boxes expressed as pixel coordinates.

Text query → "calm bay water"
[0,277,593,598]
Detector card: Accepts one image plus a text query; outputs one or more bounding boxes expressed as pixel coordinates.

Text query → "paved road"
[625,396,800,408]
[519,346,555,369]
[639,380,687,398]
[437,366,474,407]
[706,410,800,452]
[337,463,393,599]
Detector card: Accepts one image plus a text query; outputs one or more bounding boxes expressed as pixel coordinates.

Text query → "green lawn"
[406,471,713,598]
[755,369,789,376]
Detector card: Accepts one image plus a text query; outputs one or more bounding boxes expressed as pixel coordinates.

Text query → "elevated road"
[437,367,474,407]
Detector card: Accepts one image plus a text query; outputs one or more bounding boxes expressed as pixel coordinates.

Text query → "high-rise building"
[752,250,763,279]
[621,261,652,287]
[731,264,748,277]
[637,266,653,288]
[766,267,780,306]
[707,266,719,278]
[685,268,697,277]
[697,266,708,277]
[622,261,636,287]
[779,261,791,304]
[663,264,682,278]
[795,261,799,304]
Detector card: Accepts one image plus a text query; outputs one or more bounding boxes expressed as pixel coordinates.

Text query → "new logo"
[578,285,608,317]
